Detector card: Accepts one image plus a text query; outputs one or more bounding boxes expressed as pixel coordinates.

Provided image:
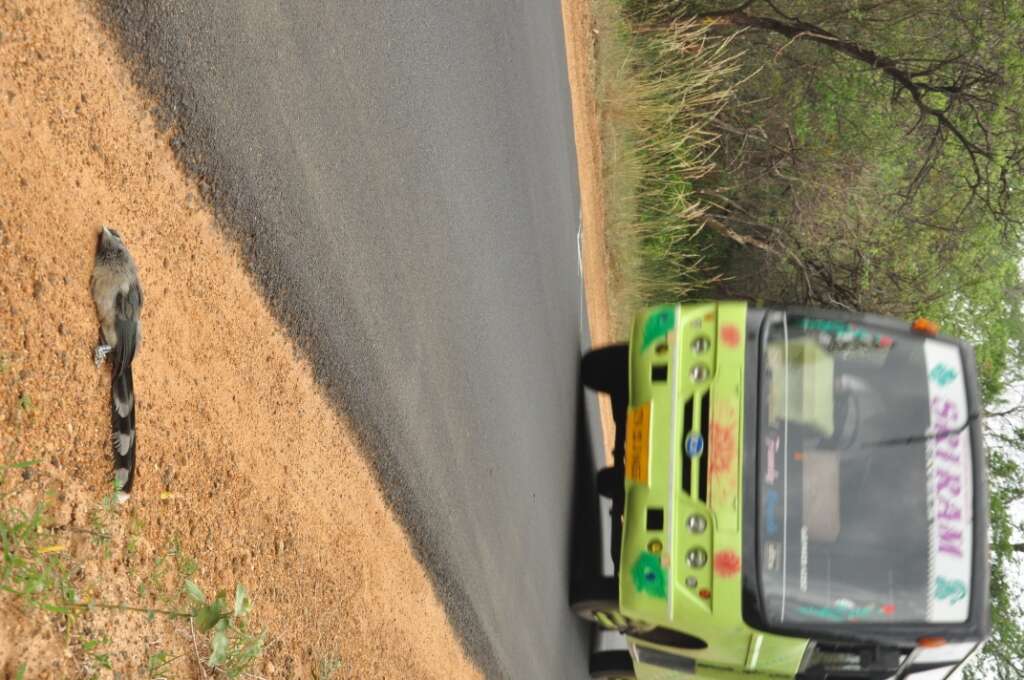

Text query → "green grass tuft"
[592,6,740,333]
[0,460,266,676]
[314,656,344,679]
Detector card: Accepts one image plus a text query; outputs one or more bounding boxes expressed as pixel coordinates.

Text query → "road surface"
[101,2,608,677]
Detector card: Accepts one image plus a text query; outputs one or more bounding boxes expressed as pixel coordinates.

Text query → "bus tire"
[581,344,628,395]
[569,576,619,624]
[589,651,635,679]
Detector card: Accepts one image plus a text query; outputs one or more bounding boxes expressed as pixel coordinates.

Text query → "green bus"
[575,302,990,680]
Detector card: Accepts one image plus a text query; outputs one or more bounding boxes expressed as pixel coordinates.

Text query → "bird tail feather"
[111,365,136,502]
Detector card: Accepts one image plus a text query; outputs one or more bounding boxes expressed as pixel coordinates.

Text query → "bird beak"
[100,226,118,245]
[98,226,116,251]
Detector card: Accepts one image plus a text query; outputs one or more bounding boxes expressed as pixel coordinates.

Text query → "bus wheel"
[581,344,628,395]
[589,651,635,679]
[570,576,622,629]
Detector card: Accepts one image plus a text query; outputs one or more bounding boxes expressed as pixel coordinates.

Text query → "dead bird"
[90,226,143,502]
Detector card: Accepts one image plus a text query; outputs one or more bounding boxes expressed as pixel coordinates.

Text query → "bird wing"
[113,283,141,378]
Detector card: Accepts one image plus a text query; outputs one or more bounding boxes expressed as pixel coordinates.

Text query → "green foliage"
[963,439,1024,678]
[146,650,179,679]
[0,464,79,618]
[314,656,344,679]
[611,0,1024,399]
[82,636,113,671]
[184,580,265,677]
[591,11,742,324]
[1,461,263,676]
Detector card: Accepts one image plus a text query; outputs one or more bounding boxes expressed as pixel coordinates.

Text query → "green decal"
[800,319,850,334]
[797,600,883,621]
[936,577,966,605]
[642,308,675,349]
[802,319,893,350]
[930,363,958,387]
[631,553,667,599]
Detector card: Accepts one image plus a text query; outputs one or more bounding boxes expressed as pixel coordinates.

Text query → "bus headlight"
[686,548,708,568]
[686,514,707,534]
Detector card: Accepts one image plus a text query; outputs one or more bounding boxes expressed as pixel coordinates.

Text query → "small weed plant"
[184,579,265,677]
[0,460,265,676]
[314,655,344,679]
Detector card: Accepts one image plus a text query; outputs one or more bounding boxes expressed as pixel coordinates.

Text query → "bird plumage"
[90,226,143,502]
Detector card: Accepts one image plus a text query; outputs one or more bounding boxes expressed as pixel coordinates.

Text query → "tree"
[688,0,1024,223]
[622,0,1024,397]
[962,438,1024,679]
[645,0,1024,227]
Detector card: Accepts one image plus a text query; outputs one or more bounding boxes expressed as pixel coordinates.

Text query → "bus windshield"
[757,314,974,627]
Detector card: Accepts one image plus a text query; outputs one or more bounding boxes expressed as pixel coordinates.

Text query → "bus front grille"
[681,391,711,502]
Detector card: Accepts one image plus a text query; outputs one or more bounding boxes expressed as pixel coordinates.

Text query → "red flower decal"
[720,324,740,348]
[713,550,741,578]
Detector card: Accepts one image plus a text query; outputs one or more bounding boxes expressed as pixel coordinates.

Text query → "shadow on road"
[568,385,604,590]
[567,384,604,663]
[568,364,635,670]
[567,381,632,659]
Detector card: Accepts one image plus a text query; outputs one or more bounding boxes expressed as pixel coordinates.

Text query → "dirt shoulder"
[561,0,612,350]
[560,0,618,461]
[0,1,483,677]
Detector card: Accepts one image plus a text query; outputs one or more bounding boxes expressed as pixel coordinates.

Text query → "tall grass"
[594,10,740,332]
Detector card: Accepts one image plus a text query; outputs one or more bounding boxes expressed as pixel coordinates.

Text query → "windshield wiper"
[862,411,980,448]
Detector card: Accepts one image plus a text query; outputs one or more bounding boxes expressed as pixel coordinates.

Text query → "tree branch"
[691,1,758,20]
[663,9,995,170]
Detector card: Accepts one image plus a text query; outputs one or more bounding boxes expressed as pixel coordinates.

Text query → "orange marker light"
[698,588,711,600]
[912,318,940,335]
[917,636,947,648]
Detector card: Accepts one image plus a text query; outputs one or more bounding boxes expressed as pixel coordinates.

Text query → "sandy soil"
[0,1,486,677]
[560,0,618,462]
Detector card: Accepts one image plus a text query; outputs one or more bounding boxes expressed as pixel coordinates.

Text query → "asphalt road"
[101,2,607,678]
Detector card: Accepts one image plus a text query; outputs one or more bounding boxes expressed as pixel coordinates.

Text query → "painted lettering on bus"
[930,396,966,558]
[939,526,963,557]
[764,432,780,485]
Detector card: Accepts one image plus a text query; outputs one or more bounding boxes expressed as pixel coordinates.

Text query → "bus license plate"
[625,403,651,484]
